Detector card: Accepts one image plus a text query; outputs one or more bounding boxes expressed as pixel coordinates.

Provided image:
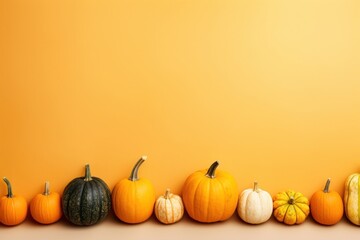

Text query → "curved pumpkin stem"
[323,178,331,193]
[84,164,93,182]
[129,156,147,181]
[288,196,295,205]
[44,181,50,196]
[205,161,220,179]
[3,177,13,198]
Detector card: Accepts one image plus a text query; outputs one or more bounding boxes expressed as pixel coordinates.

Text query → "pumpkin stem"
[288,196,295,205]
[129,156,147,181]
[3,177,13,198]
[253,181,259,192]
[323,178,331,193]
[44,181,50,196]
[164,188,171,199]
[84,164,93,181]
[205,161,220,179]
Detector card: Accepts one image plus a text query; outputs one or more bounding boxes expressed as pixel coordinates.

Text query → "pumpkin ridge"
[282,204,291,223]
[95,180,102,223]
[170,196,175,223]
[274,200,288,208]
[84,181,92,225]
[293,202,302,224]
[63,180,79,221]
[294,202,308,215]
[93,180,103,224]
[134,180,137,222]
[205,178,212,221]
[346,174,357,221]
[89,180,97,224]
[190,176,203,219]
[284,191,292,200]
[260,192,265,222]
[218,179,228,221]
[95,179,109,223]
[78,181,86,225]
[167,196,172,223]
[12,199,16,224]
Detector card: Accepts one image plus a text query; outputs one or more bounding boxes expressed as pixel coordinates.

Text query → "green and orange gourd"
[273,190,310,225]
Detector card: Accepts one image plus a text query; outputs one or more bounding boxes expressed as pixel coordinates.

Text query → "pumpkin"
[237,181,273,224]
[344,173,360,225]
[30,181,62,224]
[273,189,309,225]
[0,177,28,226]
[182,161,238,223]
[155,188,184,224]
[310,178,343,225]
[112,156,156,224]
[62,164,111,226]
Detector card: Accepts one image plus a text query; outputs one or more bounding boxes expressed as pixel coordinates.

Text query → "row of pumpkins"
[1,156,360,227]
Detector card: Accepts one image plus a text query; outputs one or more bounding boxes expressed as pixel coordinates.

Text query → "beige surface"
[1,214,358,240]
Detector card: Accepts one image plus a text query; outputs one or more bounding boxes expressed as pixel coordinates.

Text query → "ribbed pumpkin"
[182,161,238,223]
[344,173,360,225]
[273,190,309,225]
[238,182,273,224]
[310,179,343,225]
[112,156,156,224]
[62,164,111,226]
[0,177,28,226]
[155,188,184,224]
[30,181,62,224]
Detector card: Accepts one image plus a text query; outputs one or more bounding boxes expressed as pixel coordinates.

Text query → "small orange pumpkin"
[0,177,28,226]
[310,178,343,225]
[182,161,238,223]
[30,181,62,224]
[112,156,156,224]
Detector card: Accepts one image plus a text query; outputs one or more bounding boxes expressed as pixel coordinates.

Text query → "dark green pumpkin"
[62,164,111,226]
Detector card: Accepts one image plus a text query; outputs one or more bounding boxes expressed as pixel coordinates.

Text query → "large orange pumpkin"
[310,178,343,225]
[112,156,156,224]
[182,161,238,223]
[0,177,28,226]
[30,181,62,224]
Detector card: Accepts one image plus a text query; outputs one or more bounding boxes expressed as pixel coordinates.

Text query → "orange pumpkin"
[182,161,238,223]
[30,181,62,224]
[310,178,343,225]
[0,177,28,226]
[112,156,156,224]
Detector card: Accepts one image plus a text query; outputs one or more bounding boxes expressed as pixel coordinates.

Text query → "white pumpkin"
[238,182,273,224]
[155,188,184,224]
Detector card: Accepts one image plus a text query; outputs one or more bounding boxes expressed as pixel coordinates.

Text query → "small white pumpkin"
[238,181,273,224]
[155,188,184,224]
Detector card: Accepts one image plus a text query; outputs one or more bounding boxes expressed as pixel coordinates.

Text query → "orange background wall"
[1,0,360,202]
